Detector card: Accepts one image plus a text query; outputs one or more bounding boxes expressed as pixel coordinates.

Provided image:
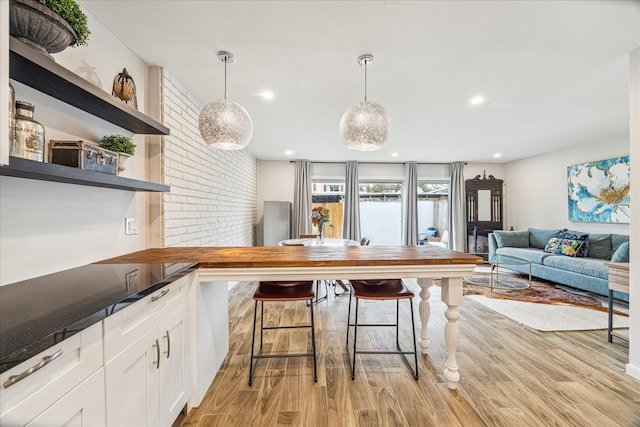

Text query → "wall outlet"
[125,270,139,292]
[125,217,138,235]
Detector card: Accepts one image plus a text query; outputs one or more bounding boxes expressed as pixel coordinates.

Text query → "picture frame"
[567,156,630,223]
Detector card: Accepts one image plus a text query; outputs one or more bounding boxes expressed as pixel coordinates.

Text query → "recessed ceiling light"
[284,150,294,156]
[469,95,485,106]
[493,153,502,158]
[259,90,274,100]
[391,152,399,157]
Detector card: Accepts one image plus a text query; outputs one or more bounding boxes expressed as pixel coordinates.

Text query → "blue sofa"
[488,228,629,302]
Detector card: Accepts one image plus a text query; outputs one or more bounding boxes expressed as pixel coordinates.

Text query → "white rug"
[465,294,630,332]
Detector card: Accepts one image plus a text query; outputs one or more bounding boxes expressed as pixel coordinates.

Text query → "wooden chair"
[248,279,317,386]
[345,277,419,380]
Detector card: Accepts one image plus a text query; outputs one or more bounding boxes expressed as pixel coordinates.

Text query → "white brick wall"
[161,71,257,247]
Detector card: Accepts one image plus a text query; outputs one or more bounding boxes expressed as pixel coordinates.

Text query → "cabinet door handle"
[151,289,170,302]
[164,330,171,359]
[153,339,160,369]
[3,349,63,389]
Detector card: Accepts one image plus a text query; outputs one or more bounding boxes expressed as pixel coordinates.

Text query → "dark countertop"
[0,262,197,374]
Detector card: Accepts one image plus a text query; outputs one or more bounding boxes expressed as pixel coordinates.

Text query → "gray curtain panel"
[342,161,361,241]
[402,162,418,245]
[449,161,466,251]
[292,160,312,238]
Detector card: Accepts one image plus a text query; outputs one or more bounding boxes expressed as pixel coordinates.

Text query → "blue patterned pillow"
[543,237,585,257]
[559,231,589,257]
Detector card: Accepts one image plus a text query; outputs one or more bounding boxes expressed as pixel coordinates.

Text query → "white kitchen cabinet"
[25,368,106,427]
[104,272,192,427]
[158,302,189,426]
[0,322,104,426]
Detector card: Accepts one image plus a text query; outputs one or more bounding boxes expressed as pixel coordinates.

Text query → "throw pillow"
[493,230,529,248]
[423,228,438,239]
[611,241,629,263]
[610,234,629,258]
[559,230,589,257]
[586,233,612,259]
[528,228,562,249]
[543,237,584,257]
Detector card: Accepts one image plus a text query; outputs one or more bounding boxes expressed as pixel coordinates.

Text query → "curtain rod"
[289,160,465,165]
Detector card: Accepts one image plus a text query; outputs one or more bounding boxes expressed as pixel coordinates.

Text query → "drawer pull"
[3,349,63,389]
[151,289,170,302]
[164,330,171,359]
[153,339,160,369]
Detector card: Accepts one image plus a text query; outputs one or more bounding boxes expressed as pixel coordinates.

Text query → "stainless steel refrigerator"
[262,201,291,246]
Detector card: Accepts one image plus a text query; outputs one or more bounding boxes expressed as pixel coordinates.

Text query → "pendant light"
[198,51,253,150]
[339,54,390,151]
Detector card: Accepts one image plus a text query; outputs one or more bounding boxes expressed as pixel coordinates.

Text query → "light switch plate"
[125,217,138,235]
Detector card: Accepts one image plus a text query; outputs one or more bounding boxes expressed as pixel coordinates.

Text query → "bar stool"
[345,278,419,380]
[248,279,318,386]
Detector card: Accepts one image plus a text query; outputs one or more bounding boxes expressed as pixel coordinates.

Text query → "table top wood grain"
[98,246,483,269]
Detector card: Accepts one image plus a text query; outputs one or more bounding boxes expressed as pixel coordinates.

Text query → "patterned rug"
[462,272,626,315]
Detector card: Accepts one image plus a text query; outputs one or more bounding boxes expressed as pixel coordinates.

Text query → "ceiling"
[80,0,639,164]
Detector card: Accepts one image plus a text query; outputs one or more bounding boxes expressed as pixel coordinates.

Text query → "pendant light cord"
[224,60,228,100]
[363,61,368,102]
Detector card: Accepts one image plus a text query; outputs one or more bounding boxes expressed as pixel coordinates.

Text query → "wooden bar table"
[101,245,482,390]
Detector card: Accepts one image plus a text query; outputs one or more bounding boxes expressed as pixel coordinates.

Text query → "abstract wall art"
[567,156,630,223]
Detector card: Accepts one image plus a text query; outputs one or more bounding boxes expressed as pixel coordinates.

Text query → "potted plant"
[10,0,90,58]
[99,135,135,174]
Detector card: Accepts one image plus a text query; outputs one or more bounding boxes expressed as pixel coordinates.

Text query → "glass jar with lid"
[12,101,45,162]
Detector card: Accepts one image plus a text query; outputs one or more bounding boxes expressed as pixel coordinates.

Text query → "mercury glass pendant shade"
[198,99,253,150]
[339,100,390,151]
[198,51,253,150]
[340,54,389,151]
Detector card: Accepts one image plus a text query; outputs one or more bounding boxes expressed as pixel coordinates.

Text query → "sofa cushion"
[542,255,608,279]
[543,237,585,257]
[610,234,629,258]
[528,228,562,249]
[560,230,589,257]
[493,230,529,248]
[495,247,551,265]
[587,233,612,260]
[611,241,629,263]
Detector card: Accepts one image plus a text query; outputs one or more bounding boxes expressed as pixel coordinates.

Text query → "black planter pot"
[9,0,77,59]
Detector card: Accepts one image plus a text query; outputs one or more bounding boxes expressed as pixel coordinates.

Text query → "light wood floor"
[180,280,639,427]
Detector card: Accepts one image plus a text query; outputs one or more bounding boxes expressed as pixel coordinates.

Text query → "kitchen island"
[101,245,483,391]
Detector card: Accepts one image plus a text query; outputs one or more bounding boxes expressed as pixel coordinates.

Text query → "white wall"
[1,8,152,284]
[256,160,294,220]
[162,71,257,247]
[504,138,630,235]
[627,47,639,381]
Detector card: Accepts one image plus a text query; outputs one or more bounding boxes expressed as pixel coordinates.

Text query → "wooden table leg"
[440,277,463,390]
[417,278,433,354]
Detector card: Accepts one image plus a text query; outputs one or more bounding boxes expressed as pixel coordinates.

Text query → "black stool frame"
[345,292,419,380]
[248,299,318,386]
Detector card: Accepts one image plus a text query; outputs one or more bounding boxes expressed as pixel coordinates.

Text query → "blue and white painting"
[567,156,630,223]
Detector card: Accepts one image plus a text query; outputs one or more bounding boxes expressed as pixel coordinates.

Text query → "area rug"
[459,273,629,332]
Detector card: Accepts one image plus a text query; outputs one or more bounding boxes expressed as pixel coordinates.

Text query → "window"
[417,181,449,243]
[312,181,344,239]
[359,182,402,245]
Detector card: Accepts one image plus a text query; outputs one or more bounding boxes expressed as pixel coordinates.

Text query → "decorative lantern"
[112,68,137,109]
